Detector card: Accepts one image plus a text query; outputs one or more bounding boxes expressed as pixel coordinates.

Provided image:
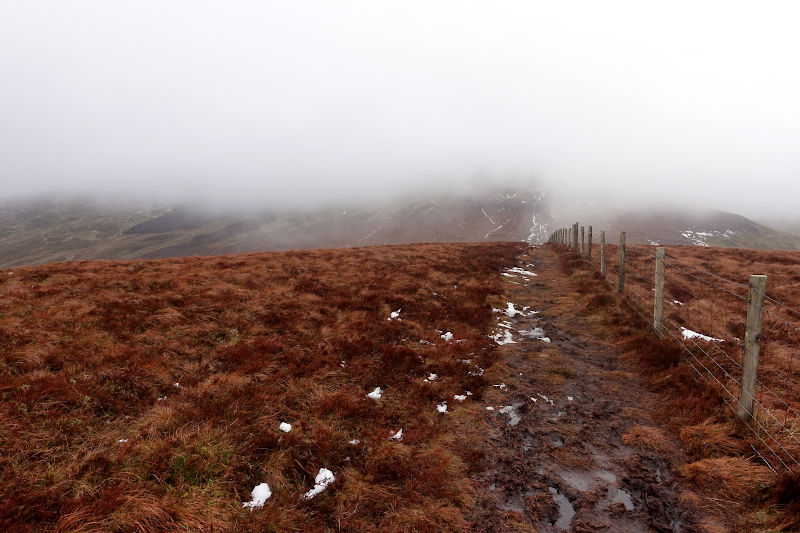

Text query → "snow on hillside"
[681,229,741,247]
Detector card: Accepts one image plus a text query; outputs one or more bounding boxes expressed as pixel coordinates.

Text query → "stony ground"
[469,245,730,532]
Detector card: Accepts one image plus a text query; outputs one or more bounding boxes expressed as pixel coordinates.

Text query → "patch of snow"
[389,429,403,441]
[367,387,383,400]
[681,327,723,342]
[441,332,454,342]
[118,438,129,443]
[568,396,574,401]
[507,267,537,277]
[302,468,335,500]
[469,366,485,376]
[519,327,551,343]
[279,422,292,433]
[362,225,383,241]
[437,402,448,413]
[673,300,685,306]
[538,393,555,405]
[349,439,360,445]
[387,309,401,321]
[505,302,522,317]
[502,272,516,278]
[491,330,516,345]
[493,383,507,390]
[484,223,506,239]
[681,229,740,247]
[419,339,434,345]
[243,482,272,509]
[498,404,522,425]
[173,382,180,388]
[486,406,494,411]
[453,394,467,401]
[423,373,438,382]
[157,396,167,401]
[481,208,496,225]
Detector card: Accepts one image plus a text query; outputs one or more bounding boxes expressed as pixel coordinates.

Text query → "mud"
[470,245,714,532]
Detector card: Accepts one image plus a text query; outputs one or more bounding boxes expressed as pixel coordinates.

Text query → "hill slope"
[559,208,800,249]
[0,189,551,267]
[0,242,523,530]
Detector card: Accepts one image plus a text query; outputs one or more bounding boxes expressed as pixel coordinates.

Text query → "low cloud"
[1,1,798,218]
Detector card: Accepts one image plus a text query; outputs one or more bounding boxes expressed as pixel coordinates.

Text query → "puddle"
[612,488,635,511]
[498,499,524,513]
[558,470,616,492]
[548,486,575,530]
[559,471,590,492]
[498,404,522,426]
[522,435,535,452]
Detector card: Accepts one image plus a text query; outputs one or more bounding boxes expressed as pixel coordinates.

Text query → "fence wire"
[546,228,800,474]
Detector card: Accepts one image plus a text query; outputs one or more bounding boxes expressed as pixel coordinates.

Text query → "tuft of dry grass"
[621,425,672,452]
[681,457,774,500]
[680,419,743,460]
[0,242,525,531]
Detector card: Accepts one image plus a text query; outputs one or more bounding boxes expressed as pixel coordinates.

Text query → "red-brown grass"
[0,242,525,531]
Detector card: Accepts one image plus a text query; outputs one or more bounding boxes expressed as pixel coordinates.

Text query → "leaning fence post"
[587,226,592,259]
[580,226,585,255]
[654,247,665,335]
[618,231,626,293]
[738,275,767,419]
[600,231,606,275]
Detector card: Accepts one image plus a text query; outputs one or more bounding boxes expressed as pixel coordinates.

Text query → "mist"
[1,1,799,218]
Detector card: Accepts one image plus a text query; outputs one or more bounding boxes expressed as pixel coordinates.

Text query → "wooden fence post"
[573,223,579,250]
[587,226,592,259]
[654,247,665,335]
[600,231,606,275]
[738,275,767,419]
[618,231,626,293]
[580,226,585,255]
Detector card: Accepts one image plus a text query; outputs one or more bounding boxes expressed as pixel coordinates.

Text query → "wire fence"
[548,226,800,474]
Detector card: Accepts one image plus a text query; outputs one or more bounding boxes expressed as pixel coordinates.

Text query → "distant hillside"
[559,209,800,250]
[0,188,552,267]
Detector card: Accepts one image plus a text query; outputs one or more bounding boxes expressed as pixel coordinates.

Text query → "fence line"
[546,225,800,473]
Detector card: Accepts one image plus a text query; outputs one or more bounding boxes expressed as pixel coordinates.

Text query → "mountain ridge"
[2,190,798,268]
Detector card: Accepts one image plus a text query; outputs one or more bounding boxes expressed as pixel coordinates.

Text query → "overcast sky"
[1,1,799,216]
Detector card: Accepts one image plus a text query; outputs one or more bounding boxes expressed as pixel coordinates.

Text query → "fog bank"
[1,1,798,218]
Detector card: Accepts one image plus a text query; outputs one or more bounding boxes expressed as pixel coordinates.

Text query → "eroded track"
[470,245,719,532]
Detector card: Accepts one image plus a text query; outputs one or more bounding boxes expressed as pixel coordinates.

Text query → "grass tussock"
[680,419,743,460]
[681,457,774,499]
[0,242,525,531]
[621,425,672,452]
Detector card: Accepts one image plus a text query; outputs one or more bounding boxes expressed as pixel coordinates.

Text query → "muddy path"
[469,245,724,532]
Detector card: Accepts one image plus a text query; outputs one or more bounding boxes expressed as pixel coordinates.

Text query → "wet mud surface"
[470,246,709,532]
